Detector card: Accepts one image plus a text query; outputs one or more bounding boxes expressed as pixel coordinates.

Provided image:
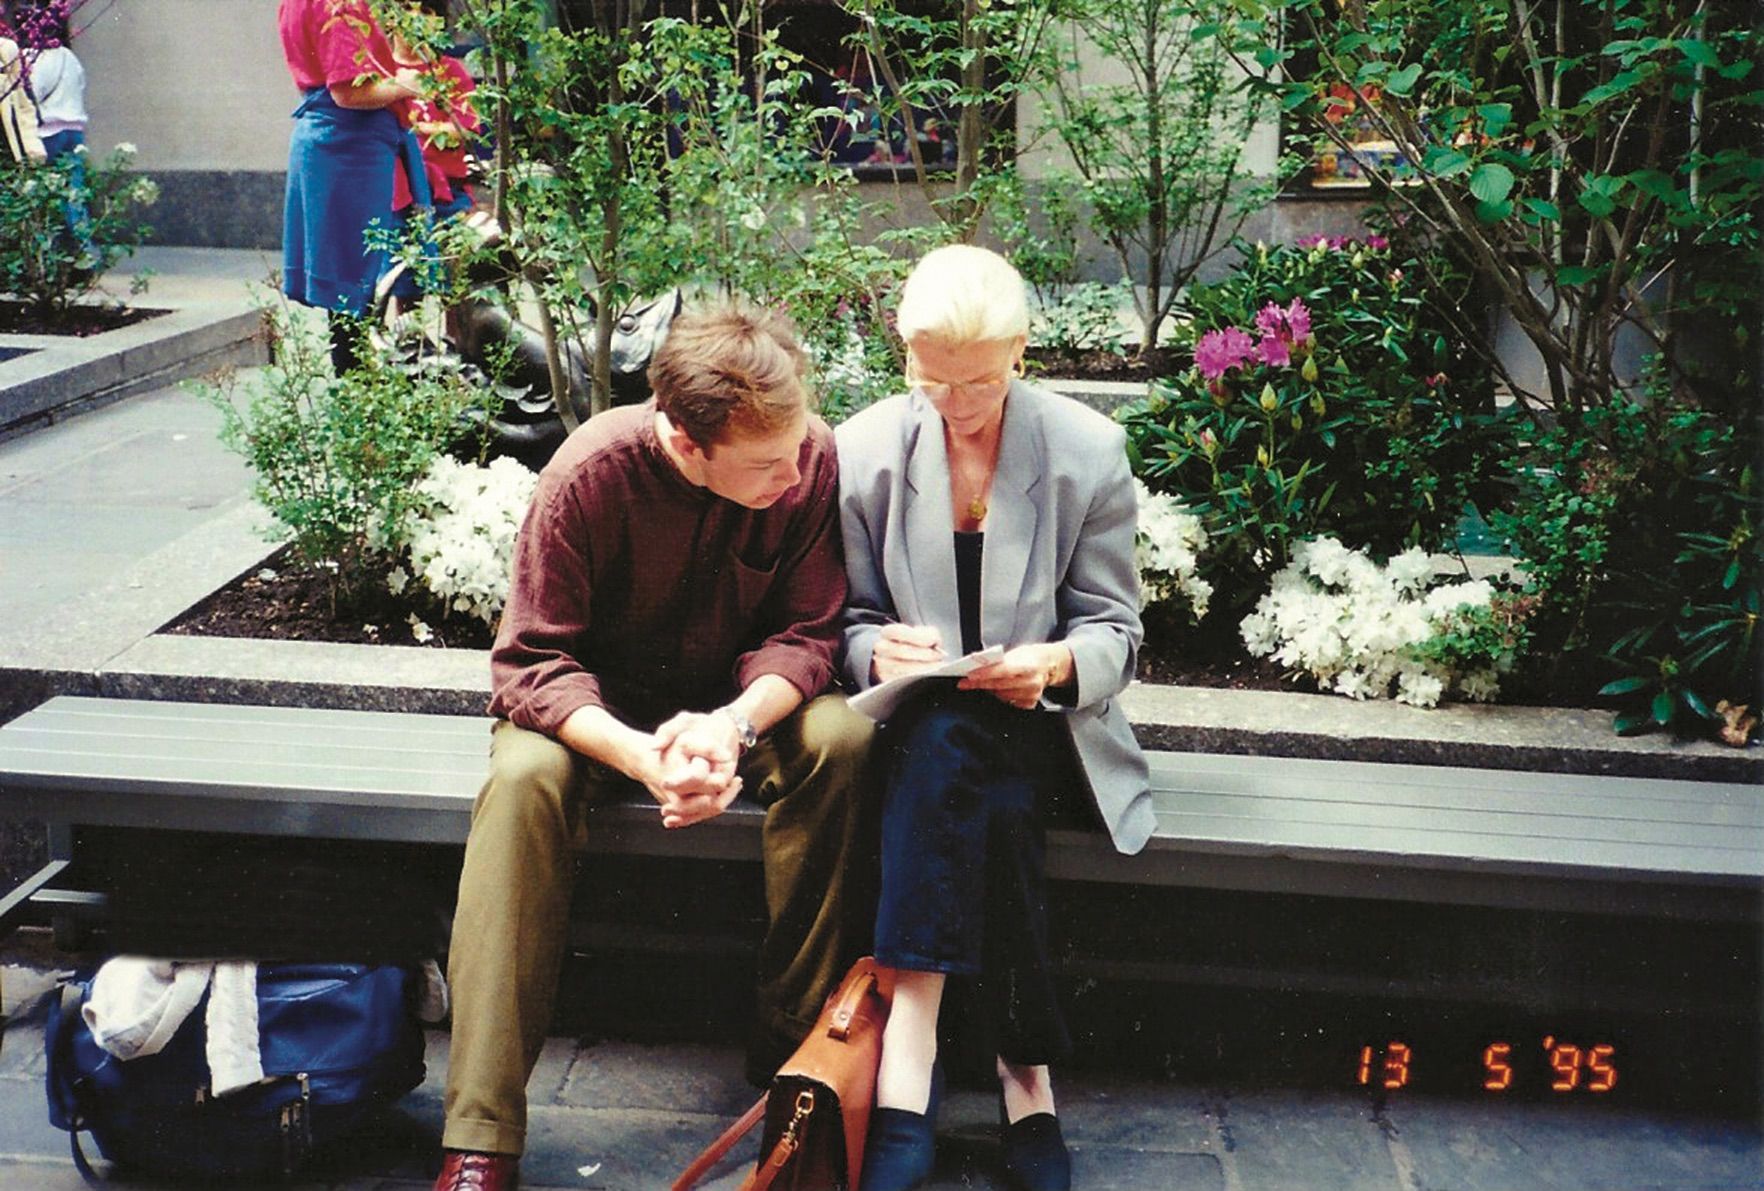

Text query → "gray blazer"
[835,380,1155,854]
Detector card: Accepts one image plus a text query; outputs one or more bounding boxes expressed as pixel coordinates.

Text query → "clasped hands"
[872,624,1072,710]
[635,710,745,830]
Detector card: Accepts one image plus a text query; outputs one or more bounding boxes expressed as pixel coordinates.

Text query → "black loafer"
[1001,1111,1071,1191]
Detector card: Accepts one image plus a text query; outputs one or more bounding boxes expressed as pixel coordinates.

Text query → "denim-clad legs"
[875,691,1081,1066]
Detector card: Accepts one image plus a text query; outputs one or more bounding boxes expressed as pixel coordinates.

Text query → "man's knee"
[756,695,874,836]
[792,694,874,776]
[473,722,584,845]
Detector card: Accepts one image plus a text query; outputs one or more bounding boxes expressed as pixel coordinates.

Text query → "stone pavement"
[1,950,1760,1191]
[0,247,272,629]
[0,249,1759,1189]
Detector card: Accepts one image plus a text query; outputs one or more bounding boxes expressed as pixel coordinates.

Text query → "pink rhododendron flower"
[1365,234,1389,250]
[1250,299,1314,366]
[1195,327,1256,380]
[1285,298,1312,344]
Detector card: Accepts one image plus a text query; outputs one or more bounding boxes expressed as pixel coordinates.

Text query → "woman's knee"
[892,700,998,759]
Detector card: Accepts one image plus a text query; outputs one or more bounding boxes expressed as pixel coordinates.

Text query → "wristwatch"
[723,709,759,752]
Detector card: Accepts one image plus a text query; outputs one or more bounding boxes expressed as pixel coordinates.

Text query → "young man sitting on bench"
[434,304,874,1191]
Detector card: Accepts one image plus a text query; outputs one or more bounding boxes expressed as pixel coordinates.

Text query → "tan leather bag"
[674,958,892,1191]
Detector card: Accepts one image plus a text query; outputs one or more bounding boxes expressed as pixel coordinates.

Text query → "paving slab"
[1389,1093,1764,1191]
[557,1040,757,1118]
[1208,1089,1407,1191]
[0,381,260,651]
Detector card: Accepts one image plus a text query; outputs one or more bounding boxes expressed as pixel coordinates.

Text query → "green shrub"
[1494,385,1762,737]
[1120,236,1501,611]
[990,171,1083,309]
[202,306,498,608]
[1034,282,1130,359]
[0,145,156,317]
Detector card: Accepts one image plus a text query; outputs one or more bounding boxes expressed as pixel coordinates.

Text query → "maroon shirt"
[488,403,846,735]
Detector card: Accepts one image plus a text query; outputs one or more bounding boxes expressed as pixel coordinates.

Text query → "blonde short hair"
[895,244,1029,346]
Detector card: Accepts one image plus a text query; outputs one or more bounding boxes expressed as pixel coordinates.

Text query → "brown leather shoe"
[434,1150,519,1191]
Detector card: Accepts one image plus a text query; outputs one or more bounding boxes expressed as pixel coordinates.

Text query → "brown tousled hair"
[648,304,812,449]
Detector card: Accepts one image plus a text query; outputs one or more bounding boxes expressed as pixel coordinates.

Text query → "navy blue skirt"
[282,88,403,316]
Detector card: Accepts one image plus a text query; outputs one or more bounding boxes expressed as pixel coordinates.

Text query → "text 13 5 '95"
[1355,1039,1618,1093]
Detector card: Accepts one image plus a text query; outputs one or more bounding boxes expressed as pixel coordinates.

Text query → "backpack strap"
[670,1093,766,1191]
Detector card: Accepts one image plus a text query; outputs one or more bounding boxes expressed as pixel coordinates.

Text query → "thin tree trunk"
[954,0,985,235]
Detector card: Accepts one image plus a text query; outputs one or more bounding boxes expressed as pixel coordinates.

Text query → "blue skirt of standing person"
[282,87,403,316]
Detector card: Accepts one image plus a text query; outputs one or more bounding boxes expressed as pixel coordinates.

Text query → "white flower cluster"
[1239,537,1504,707]
[391,455,538,627]
[1134,480,1213,622]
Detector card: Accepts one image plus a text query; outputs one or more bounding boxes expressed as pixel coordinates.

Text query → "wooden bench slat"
[0,726,485,779]
[24,698,488,748]
[1154,787,1757,856]
[1148,805,1760,880]
[1154,770,1761,832]
[2,750,480,805]
[1149,751,1756,813]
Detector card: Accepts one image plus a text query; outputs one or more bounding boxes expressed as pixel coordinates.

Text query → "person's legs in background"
[39,128,93,264]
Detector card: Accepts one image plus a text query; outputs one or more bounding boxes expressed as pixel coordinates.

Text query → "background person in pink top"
[383,0,481,309]
[277,0,423,374]
[388,0,480,221]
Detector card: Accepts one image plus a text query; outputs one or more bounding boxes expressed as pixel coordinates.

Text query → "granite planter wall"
[0,299,266,442]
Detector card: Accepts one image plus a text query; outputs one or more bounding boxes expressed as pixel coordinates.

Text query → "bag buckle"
[777,1089,816,1158]
[279,1073,313,1176]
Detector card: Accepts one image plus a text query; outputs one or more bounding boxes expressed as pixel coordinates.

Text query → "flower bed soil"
[0,300,168,337]
[163,547,495,651]
[162,555,1628,711]
[1024,346,1164,384]
[164,550,1303,691]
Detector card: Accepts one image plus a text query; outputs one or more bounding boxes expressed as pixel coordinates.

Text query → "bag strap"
[50,984,104,1185]
[670,1093,767,1191]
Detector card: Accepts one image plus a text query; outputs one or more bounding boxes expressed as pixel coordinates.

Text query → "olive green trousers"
[440,695,875,1156]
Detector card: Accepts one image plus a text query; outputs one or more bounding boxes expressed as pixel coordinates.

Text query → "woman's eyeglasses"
[906,371,1013,402]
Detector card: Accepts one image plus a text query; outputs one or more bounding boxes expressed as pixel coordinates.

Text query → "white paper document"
[848,645,1005,722]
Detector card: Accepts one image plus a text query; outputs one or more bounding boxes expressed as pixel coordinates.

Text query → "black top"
[954,531,984,656]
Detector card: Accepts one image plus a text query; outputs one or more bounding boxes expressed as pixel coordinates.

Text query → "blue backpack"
[46,963,426,1180]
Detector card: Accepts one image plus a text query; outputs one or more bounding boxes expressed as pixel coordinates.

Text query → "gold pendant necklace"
[967,495,988,522]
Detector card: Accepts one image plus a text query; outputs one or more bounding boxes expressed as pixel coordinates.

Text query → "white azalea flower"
[1238,539,1514,707]
[1134,481,1212,623]
[397,456,539,626]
